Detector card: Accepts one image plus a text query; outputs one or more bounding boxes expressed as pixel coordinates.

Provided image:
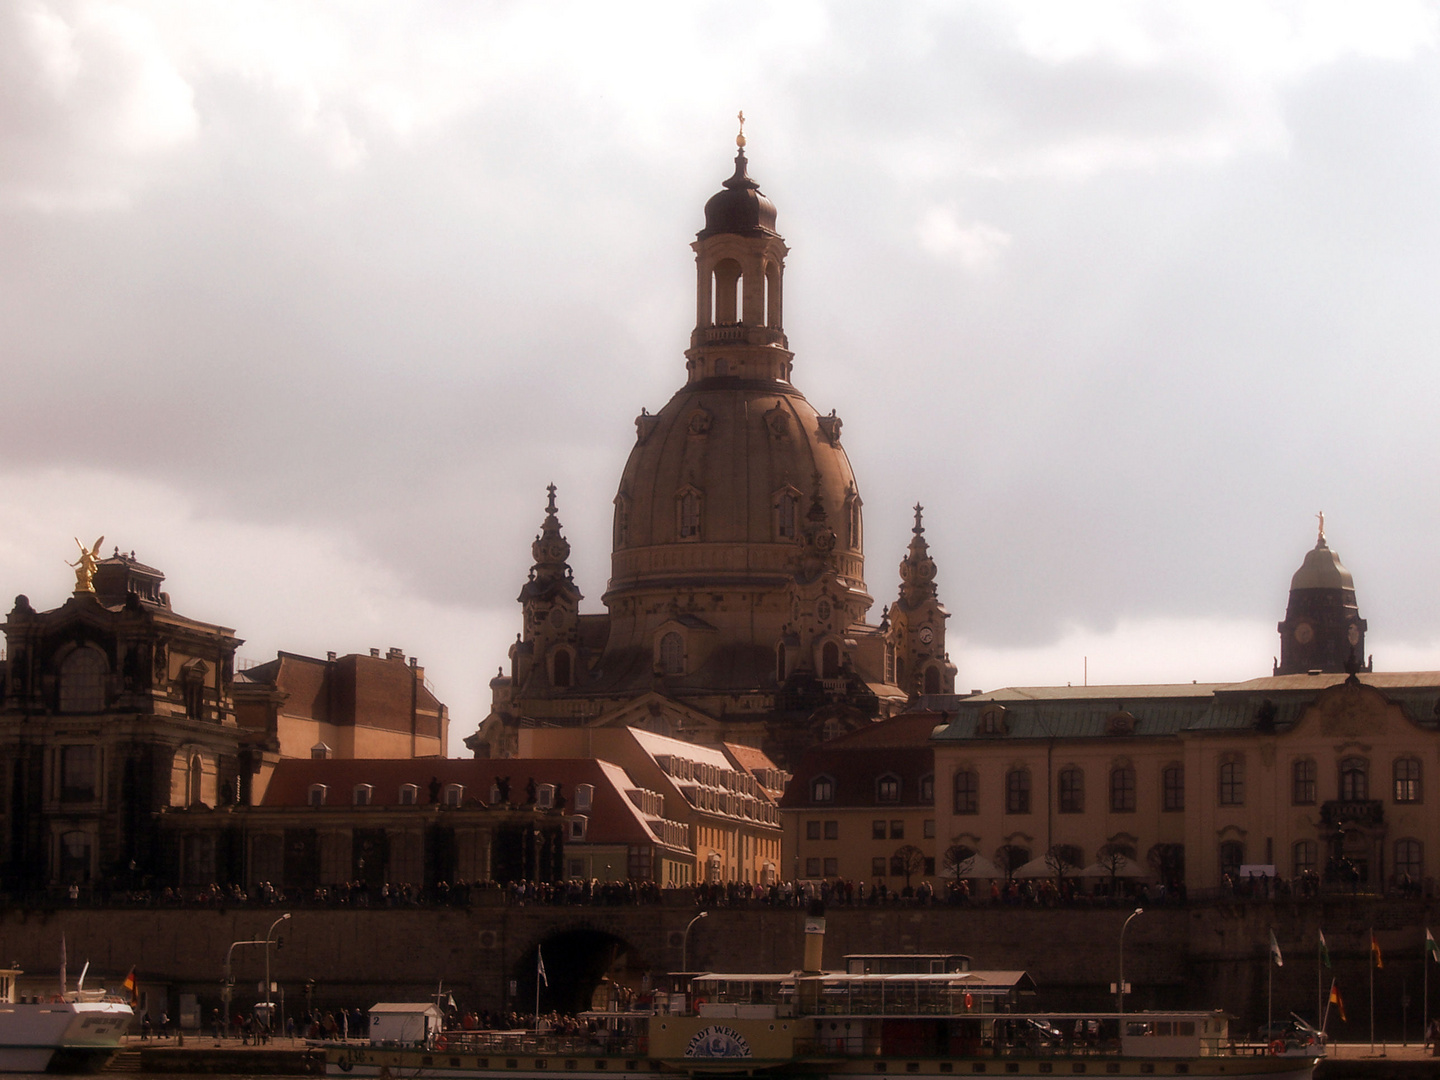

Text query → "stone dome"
[609,379,861,589]
[1290,539,1355,591]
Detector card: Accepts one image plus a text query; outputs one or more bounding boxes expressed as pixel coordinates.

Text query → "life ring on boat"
[692,998,706,1009]
[1268,1040,1284,1056]
[435,1036,448,1051]
[964,994,973,1010]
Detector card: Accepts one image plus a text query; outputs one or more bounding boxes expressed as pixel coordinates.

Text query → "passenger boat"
[325,950,1318,1080]
[0,966,133,1073]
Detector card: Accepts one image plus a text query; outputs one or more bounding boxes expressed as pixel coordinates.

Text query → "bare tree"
[943,843,977,886]
[894,844,926,888]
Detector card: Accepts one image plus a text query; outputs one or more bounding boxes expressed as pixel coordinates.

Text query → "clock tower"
[1275,516,1369,676]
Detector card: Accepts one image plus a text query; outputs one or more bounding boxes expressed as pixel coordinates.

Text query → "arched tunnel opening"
[513,929,649,1017]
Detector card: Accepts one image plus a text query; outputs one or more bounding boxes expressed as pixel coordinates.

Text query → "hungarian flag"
[1371,930,1384,969]
[122,968,137,1007]
[1318,929,1331,968]
[1269,929,1283,968]
[1427,929,1439,963]
[1329,981,1347,1023]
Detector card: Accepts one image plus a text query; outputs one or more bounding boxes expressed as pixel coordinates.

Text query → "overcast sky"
[5,1,1440,746]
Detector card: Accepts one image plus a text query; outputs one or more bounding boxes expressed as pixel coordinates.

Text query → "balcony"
[1320,799,1383,827]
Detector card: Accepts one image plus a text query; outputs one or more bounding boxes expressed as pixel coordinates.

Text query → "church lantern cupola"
[686,113,792,384]
[1275,514,1369,676]
[888,505,956,697]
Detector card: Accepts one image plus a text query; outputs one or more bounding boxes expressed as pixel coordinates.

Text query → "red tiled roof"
[260,758,669,847]
[722,742,780,775]
[778,743,935,809]
[826,713,947,748]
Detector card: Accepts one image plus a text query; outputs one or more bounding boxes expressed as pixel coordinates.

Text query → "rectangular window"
[1162,766,1184,812]
[805,858,821,877]
[953,771,978,814]
[923,819,936,839]
[924,857,936,876]
[1218,761,1244,806]
[824,820,839,840]
[1292,759,1317,805]
[60,745,97,803]
[871,857,886,877]
[1110,768,1136,813]
[872,820,886,840]
[824,857,839,877]
[1006,770,1031,814]
[806,820,821,841]
[1395,758,1422,803]
[890,820,904,840]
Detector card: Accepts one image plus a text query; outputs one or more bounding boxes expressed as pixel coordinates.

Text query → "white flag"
[1269,929,1284,968]
[536,947,548,987]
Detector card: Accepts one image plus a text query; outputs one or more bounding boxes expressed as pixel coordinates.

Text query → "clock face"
[919,626,934,645]
[1294,622,1314,645]
[1348,624,1361,646]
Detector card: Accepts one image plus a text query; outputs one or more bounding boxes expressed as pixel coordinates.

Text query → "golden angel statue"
[68,536,103,593]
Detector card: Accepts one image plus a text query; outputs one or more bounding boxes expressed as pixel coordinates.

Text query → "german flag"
[1329,981,1347,1023]
[122,967,137,1007]
[1371,929,1384,969]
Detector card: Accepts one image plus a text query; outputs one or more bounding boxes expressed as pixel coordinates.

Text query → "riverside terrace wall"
[0,899,1431,1037]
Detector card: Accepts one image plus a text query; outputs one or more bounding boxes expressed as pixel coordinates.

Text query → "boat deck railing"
[367,1034,645,1057]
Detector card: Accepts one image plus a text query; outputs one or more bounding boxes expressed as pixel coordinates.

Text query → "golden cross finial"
[736,110,746,149]
[1317,510,1325,544]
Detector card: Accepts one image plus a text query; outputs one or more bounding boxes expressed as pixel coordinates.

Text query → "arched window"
[443,784,464,807]
[847,496,862,551]
[1394,758,1422,803]
[613,493,630,548]
[1339,757,1368,801]
[1219,840,1245,881]
[1292,759,1317,805]
[58,830,91,884]
[399,784,418,806]
[59,649,107,713]
[1395,838,1423,880]
[821,641,841,679]
[923,665,941,695]
[920,774,934,804]
[1005,768,1031,814]
[1293,840,1317,876]
[1218,759,1245,806]
[678,491,701,540]
[1162,765,1184,811]
[998,844,1031,877]
[307,784,327,807]
[1110,766,1136,812]
[1057,767,1084,814]
[353,784,372,806]
[188,754,204,806]
[952,770,978,814]
[821,717,845,741]
[811,775,834,803]
[776,492,799,540]
[764,261,782,328]
[552,649,572,688]
[712,258,743,324]
[660,632,684,675]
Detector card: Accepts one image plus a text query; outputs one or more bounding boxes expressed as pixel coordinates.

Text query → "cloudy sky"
[5,0,1440,745]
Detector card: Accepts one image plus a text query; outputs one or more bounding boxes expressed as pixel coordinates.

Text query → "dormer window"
[978,704,1008,736]
[307,784,327,807]
[1107,711,1136,736]
[569,815,588,840]
[311,743,332,760]
[399,784,418,806]
[353,784,372,806]
[876,774,901,803]
[811,775,835,803]
[443,783,464,807]
[538,783,555,809]
[575,783,594,812]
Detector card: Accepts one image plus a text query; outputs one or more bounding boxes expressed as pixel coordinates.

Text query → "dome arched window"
[677,490,702,541]
[660,632,685,675]
[775,491,799,540]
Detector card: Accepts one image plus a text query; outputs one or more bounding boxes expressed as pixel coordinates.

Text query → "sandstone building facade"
[471,140,956,770]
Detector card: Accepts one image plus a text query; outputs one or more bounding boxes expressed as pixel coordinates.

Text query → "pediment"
[1286,679,1416,740]
[588,692,721,738]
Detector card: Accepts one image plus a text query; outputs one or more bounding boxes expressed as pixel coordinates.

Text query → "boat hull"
[0,1000,132,1073]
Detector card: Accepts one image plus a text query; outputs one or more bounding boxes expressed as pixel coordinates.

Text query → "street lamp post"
[264,913,291,1021]
[1118,908,1145,1021]
[682,911,709,973]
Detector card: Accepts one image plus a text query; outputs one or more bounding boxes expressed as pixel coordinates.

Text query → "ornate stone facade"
[471,145,956,768]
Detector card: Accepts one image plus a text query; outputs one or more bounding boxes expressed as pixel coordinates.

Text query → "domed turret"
[598,137,870,697]
[1275,515,1368,676]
